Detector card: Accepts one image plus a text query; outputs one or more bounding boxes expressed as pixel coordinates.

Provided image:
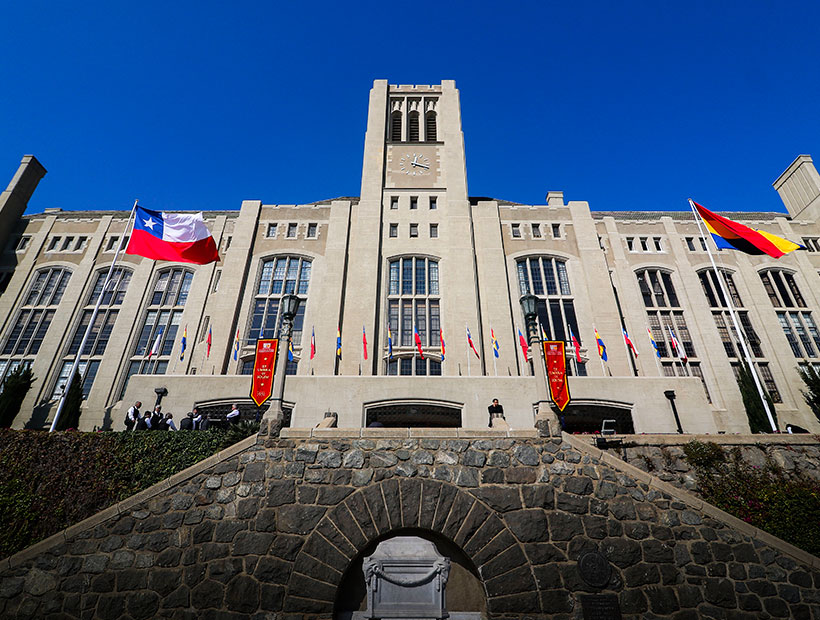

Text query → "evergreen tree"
[0,365,35,428]
[735,361,778,433]
[797,364,820,422]
[55,370,83,431]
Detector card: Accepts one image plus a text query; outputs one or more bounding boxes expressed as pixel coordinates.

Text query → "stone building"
[1,80,819,433]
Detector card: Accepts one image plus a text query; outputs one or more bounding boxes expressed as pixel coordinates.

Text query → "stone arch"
[281,478,540,615]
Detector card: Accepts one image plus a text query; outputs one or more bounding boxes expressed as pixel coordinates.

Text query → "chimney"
[773,155,820,221]
[0,155,47,252]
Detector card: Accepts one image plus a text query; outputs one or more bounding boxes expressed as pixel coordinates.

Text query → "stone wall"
[583,434,820,492]
[1,429,819,619]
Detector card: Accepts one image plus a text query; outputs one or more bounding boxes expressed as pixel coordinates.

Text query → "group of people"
[124,401,243,431]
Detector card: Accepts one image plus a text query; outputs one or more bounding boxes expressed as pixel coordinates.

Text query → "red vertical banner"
[251,339,279,407]
[543,341,571,412]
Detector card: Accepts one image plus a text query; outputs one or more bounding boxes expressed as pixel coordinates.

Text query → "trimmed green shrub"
[0,427,251,559]
[54,370,83,431]
[735,361,778,433]
[0,365,35,428]
[797,364,820,422]
[684,441,820,556]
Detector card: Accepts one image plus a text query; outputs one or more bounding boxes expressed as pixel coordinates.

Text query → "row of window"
[627,236,664,253]
[390,110,437,143]
[801,237,820,252]
[266,223,319,239]
[511,223,562,239]
[46,236,88,253]
[2,253,818,407]
[685,237,709,252]
[389,196,437,210]
[389,223,438,239]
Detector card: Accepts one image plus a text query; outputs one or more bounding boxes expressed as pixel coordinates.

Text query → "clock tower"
[340,80,482,377]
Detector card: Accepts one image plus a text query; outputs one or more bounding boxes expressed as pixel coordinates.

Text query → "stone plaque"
[578,551,611,588]
[580,594,622,620]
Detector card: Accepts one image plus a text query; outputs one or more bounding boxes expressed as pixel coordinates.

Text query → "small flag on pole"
[206,326,212,359]
[439,328,445,361]
[466,326,480,359]
[232,328,240,361]
[362,325,368,361]
[336,326,342,359]
[518,328,529,361]
[647,327,661,358]
[594,327,607,361]
[569,328,582,363]
[180,325,187,361]
[387,323,393,359]
[414,325,425,359]
[668,327,687,363]
[288,339,294,361]
[491,328,500,358]
[539,322,548,342]
[622,328,639,357]
[310,327,316,360]
[148,327,164,360]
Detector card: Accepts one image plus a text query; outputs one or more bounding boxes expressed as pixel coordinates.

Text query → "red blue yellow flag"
[594,326,607,362]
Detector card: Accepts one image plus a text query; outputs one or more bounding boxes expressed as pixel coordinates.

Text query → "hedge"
[683,440,820,556]
[0,425,257,559]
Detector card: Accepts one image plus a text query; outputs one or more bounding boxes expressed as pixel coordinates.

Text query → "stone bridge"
[2,428,819,618]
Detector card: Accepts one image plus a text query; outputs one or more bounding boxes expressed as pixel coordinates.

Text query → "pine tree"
[55,370,83,431]
[797,364,820,422]
[735,361,778,433]
[0,365,35,428]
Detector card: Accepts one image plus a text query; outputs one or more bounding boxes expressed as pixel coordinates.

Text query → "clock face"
[398,152,432,176]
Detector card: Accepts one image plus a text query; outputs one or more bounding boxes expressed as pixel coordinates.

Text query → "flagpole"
[648,327,663,375]
[50,200,138,431]
[565,321,578,376]
[668,327,687,376]
[689,199,777,431]
[466,323,471,377]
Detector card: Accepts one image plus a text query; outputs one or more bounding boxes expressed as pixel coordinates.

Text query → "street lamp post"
[520,294,560,437]
[264,294,301,434]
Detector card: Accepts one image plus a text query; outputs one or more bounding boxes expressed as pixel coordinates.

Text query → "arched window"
[425,111,437,142]
[698,268,779,402]
[390,111,402,142]
[386,257,441,376]
[53,267,132,399]
[516,256,585,375]
[408,111,420,142]
[121,268,193,395]
[0,266,71,387]
[242,256,311,375]
[761,269,820,362]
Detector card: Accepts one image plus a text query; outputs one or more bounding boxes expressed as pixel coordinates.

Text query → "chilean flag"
[126,206,220,265]
[362,325,368,361]
[517,328,529,362]
[439,328,445,361]
[466,326,480,359]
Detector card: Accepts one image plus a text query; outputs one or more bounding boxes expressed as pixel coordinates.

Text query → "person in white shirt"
[226,403,240,425]
[125,401,141,431]
[164,412,178,431]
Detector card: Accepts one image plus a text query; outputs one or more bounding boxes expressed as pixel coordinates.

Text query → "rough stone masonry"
[1,428,819,619]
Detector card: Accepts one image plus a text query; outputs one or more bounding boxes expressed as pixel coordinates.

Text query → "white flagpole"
[667,326,686,376]
[50,200,138,431]
[648,327,664,375]
[466,323,471,377]
[689,199,778,431]
[565,321,578,376]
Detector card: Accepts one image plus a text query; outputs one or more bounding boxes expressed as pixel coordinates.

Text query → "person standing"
[150,405,163,430]
[136,410,152,430]
[125,401,141,431]
[192,407,204,430]
[226,403,240,425]
[179,412,194,431]
[164,413,178,431]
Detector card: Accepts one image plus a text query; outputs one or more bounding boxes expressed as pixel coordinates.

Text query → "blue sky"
[2,1,819,214]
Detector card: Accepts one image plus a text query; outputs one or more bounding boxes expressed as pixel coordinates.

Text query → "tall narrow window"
[390,111,402,142]
[762,269,820,364]
[121,268,193,397]
[637,268,707,398]
[53,268,132,399]
[0,267,72,388]
[429,197,437,210]
[425,112,437,141]
[517,257,585,375]
[408,112,420,142]
[386,257,441,374]
[244,257,312,373]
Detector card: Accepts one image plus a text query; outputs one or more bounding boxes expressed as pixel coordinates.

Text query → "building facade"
[1,80,819,433]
